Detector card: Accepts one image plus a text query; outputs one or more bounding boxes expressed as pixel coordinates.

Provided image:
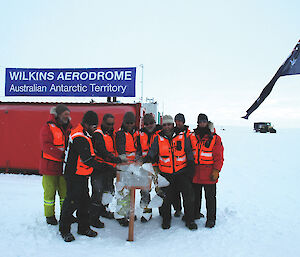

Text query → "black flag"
[242,40,300,119]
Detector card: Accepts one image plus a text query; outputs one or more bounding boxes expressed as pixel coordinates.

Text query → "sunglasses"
[144,122,154,126]
[126,122,135,125]
[163,123,173,127]
[198,120,208,123]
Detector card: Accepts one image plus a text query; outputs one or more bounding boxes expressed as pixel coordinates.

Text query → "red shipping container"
[0,102,141,174]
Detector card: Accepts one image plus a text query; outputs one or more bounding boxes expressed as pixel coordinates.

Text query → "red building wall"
[0,102,141,173]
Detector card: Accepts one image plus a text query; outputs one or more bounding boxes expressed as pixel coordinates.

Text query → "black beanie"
[143,113,155,124]
[174,113,185,123]
[82,111,98,126]
[123,112,135,124]
[197,113,208,123]
[55,104,70,116]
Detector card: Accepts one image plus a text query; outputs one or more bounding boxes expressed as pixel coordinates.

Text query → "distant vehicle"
[254,122,277,133]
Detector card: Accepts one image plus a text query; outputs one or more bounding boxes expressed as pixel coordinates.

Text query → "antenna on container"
[139,64,144,103]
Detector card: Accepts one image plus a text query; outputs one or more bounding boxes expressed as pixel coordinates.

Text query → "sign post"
[117,163,152,242]
[128,187,136,242]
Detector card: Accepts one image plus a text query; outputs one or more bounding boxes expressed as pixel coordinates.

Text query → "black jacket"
[64,129,110,177]
[92,125,121,165]
[174,125,189,135]
[115,126,137,155]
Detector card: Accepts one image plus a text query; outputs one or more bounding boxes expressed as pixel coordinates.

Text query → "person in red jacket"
[39,104,72,225]
[190,113,224,228]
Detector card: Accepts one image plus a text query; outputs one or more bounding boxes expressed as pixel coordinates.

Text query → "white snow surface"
[1,126,300,257]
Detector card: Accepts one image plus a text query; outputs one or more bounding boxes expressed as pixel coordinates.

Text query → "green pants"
[42,175,67,217]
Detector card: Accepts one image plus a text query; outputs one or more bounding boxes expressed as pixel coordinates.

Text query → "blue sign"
[5,67,136,97]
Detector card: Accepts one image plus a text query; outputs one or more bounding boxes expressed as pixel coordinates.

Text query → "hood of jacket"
[47,112,72,132]
[174,124,189,134]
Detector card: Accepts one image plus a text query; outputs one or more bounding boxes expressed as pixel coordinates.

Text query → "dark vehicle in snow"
[254,122,276,133]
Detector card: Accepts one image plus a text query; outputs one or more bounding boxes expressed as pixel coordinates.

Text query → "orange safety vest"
[94,128,118,167]
[158,132,187,174]
[139,130,160,167]
[139,131,159,157]
[70,124,95,176]
[190,133,216,165]
[42,123,65,162]
[124,131,137,161]
[186,129,191,138]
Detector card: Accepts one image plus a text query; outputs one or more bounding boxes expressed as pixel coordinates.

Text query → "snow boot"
[117,218,129,227]
[46,216,58,225]
[194,213,205,220]
[205,220,215,228]
[101,210,114,220]
[90,219,105,228]
[78,228,98,237]
[174,210,182,217]
[185,221,198,230]
[141,208,152,223]
[61,232,75,242]
[161,219,171,229]
[182,213,203,221]
[141,215,152,223]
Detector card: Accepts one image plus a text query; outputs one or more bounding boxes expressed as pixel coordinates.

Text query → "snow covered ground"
[1,126,300,257]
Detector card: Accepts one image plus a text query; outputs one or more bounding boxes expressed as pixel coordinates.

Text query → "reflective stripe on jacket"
[158,132,187,174]
[139,131,159,157]
[42,123,65,162]
[139,130,159,166]
[186,129,191,138]
[70,124,95,176]
[94,128,118,167]
[125,131,137,161]
[190,133,216,165]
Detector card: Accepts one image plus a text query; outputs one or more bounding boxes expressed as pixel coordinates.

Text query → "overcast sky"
[0,0,299,128]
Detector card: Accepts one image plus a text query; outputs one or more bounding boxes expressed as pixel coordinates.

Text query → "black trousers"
[160,170,195,224]
[89,170,114,221]
[59,174,90,234]
[193,183,216,221]
[140,189,151,207]
[172,190,182,212]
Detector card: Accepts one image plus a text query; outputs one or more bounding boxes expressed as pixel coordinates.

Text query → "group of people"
[39,104,224,242]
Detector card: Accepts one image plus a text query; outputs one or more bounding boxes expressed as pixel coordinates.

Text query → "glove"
[142,156,152,164]
[155,187,166,199]
[119,154,128,162]
[185,166,195,181]
[102,164,117,178]
[187,161,195,173]
[105,166,117,178]
[58,148,65,159]
[114,157,122,164]
[210,169,219,181]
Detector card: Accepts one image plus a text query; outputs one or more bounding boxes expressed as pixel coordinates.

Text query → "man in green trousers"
[39,104,72,225]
